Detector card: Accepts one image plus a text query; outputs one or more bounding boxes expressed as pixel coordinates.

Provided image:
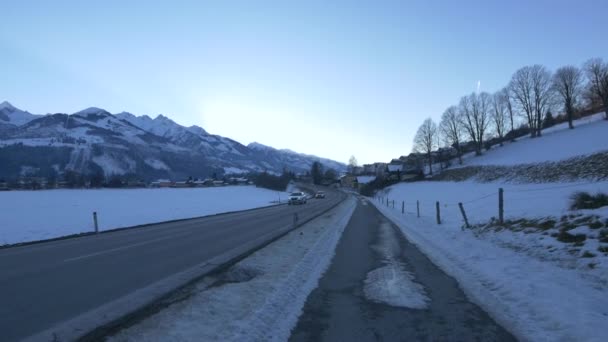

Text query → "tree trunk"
[567,103,574,129]
[457,145,463,165]
[428,153,433,175]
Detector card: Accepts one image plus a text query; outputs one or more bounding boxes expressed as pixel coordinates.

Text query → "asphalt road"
[0,189,343,342]
[291,197,516,341]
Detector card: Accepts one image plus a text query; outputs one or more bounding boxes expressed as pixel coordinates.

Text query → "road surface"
[291,196,516,341]
[0,189,343,342]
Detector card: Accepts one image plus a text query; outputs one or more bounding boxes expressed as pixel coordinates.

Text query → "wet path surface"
[290,198,516,342]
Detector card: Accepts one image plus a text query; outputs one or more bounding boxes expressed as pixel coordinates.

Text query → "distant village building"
[351,166,364,176]
[356,175,376,187]
[151,179,173,188]
[340,175,357,188]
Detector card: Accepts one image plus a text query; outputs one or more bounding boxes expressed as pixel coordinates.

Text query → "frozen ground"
[0,186,290,245]
[108,197,356,342]
[461,112,608,166]
[374,180,608,342]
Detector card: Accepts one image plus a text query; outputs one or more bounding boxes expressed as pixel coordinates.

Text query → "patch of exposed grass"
[557,230,587,243]
[599,230,608,243]
[538,219,556,230]
[573,216,594,225]
[570,191,608,210]
[559,222,578,231]
[589,221,603,229]
[582,251,596,258]
[598,245,608,254]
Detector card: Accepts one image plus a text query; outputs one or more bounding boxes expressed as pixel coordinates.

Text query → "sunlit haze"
[1,0,606,164]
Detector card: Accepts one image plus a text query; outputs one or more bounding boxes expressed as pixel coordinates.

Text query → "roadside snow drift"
[109,198,357,342]
[0,186,289,245]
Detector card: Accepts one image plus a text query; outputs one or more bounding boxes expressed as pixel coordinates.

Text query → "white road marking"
[63,235,180,262]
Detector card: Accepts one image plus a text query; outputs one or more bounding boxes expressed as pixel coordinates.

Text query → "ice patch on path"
[364,263,429,309]
[364,222,430,309]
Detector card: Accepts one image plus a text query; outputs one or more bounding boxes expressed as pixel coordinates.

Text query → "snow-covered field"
[109,197,356,342]
[380,180,608,224]
[463,112,608,166]
[0,186,290,246]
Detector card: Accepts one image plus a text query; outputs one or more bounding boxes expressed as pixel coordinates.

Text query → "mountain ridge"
[0,102,346,181]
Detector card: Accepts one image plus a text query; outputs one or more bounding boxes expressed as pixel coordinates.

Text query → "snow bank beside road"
[1,186,289,245]
[372,184,608,342]
[109,197,357,342]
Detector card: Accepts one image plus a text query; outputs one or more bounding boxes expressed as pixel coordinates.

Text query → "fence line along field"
[1,186,290,246]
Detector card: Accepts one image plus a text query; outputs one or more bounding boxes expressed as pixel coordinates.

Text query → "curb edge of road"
[23,191,348,342]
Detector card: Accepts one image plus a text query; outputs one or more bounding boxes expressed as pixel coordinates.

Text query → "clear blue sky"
[1,0,606,164]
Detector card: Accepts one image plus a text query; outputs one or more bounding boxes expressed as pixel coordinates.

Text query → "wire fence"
[374,181,608,229]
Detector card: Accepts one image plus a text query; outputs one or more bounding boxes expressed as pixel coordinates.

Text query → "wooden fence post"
[499,188,504,224]
[436,201,441,224]
[93,212,99,233]
[458,202,470,228]
[417,200,420,218]
[293,213,299,228]
[402,201,404,214]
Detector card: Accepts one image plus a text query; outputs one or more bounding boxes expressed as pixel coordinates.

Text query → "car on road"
[314,191,326,199]
[288,192,307,205]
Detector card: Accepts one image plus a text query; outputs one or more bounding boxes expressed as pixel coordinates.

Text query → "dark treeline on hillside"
[412,57,608,176]
[252,171,295,192]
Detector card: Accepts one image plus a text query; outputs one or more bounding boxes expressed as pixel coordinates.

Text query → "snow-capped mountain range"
[0,101,345,180]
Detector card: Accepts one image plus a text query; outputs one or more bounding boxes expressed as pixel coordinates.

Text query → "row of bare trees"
[413,58,608,174]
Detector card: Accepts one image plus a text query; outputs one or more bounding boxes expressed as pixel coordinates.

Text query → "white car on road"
[288,192,307,205]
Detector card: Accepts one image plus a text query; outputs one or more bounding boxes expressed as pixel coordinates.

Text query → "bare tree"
[413,118,437,175]
[459,92,490,155]
[509,65,553,137]
[491,91,508,145]
[501,87,517,140]
[552,65,583,129]
[348,155,358,174]
[584,58,608,120]
[439,105,463,164]
[510,66,538,137]
[530,65,554,137]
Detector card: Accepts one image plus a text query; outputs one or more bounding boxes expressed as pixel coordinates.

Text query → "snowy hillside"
[0,101,40,126]
[248,141,345,174]
[464,112,608,166]
[0,102,346,180]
